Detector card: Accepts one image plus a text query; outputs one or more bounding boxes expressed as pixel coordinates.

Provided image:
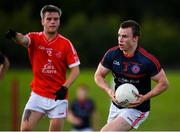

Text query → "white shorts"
[107,102,149,129]
[23,91,68,118]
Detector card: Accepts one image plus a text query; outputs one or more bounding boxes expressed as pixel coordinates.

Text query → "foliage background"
[0,0,180,68]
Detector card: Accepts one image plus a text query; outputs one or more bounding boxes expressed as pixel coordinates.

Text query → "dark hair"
[40,5,62,19]
[120,20,141,37]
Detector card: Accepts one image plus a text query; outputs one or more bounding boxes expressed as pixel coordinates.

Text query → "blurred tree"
[0,0,180,68]
[0,2,40,68]
[141,18,180,67]
[62,14,119,67]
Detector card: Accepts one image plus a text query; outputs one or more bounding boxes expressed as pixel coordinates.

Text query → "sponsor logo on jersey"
[131,65,140,74]
[42,59,57,74]
[116,77,140,84]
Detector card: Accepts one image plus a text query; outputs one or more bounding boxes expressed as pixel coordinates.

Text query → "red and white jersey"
[26,32,80,99]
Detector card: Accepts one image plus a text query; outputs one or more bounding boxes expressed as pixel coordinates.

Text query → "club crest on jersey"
[113,60,120,66]
[131,65,140,74]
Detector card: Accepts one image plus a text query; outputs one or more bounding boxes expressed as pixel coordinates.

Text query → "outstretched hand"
[5,29,17,39]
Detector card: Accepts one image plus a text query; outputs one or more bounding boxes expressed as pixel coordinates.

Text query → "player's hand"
[128,94,145,108]
[5,29,17,39]
[68,112,82,125]
[106,88,120,105]
[54,86,68,101]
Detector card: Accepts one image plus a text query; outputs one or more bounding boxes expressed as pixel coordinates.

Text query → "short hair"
[40,5,62,19]
[120,20,141,37]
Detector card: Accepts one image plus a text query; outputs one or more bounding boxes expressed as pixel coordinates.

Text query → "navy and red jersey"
[101,46,162,112]
[70,99,95,129]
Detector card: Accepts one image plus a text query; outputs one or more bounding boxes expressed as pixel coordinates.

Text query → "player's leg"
[20,109,44,131]
[103,103,149,131]
[47,100,68,131]
[101,116,132,131]
[49,118,65,131]
[101,102,132,131]
[20,92,46,131]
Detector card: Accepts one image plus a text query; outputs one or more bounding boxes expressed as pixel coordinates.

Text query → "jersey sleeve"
[26,32,37,47]
[100,50,113,69]
[66,41,80,68]
[146,55,162,77]
[26,33,39,66]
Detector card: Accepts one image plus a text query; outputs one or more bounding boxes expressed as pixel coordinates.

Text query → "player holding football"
[6,5,80,131]
[94,20,169,131]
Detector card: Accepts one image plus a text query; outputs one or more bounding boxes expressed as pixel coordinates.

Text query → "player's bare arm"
[63,66,80,88]
[129,69,169,107]
[145,69,169,100]
[94,63,117,102]
[13,32,30,48]
[54,66,80,101]
[6,29,30,48]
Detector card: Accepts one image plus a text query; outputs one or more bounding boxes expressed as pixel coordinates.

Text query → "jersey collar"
[122,46,139,58]
[42,32,59,45]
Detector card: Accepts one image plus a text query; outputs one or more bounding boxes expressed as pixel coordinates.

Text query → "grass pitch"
[0,69,179,131]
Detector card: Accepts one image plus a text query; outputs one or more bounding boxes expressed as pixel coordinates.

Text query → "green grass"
[139,70,180,131]
[0,69,180,130]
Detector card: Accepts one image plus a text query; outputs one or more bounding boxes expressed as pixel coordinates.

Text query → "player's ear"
[133,36,138,42]
[41,19,44,26]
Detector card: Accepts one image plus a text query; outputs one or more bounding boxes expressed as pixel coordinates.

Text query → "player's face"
[41,12,60,34]
[77,88,87,101]
[118,27,138,52]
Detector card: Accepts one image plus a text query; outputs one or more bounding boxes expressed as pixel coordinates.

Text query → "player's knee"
[100,127,105,131]
[20,124,33,131]
[100,125,109,132]
[49,119,64,131]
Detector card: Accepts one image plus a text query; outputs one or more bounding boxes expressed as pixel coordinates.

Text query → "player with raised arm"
[6,5,80,131]
[94,20,169,131]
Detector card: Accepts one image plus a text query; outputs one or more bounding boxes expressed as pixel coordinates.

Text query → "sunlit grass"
[0,69,179,130]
